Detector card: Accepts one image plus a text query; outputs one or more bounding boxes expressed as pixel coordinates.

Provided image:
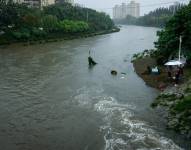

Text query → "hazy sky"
[76,0,190,16]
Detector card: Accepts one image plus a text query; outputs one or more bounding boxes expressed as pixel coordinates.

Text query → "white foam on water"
[74,86,104,108]
[94,96,183,150]
[74,87,183,150]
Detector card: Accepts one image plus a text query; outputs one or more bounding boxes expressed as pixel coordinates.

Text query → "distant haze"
[76,0,190,17]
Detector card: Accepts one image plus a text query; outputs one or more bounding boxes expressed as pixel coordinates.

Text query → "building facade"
[113,1,140,19]
[11,0,55,8]
[8,0,75,8]
[55,0,74,5]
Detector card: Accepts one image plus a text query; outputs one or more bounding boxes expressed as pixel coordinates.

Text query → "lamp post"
[179,36,182,61]
[173,1,179,16]
[86,9,89,22]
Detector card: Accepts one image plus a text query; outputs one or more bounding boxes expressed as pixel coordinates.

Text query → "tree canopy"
[0,2,114,44]
[154,2,191,64]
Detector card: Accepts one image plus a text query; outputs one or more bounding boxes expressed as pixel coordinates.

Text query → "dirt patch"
[133,57,170,89]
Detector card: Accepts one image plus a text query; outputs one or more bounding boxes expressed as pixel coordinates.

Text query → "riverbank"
[133,57,191,140]
[133,57,167,89]
[0,28,120,46]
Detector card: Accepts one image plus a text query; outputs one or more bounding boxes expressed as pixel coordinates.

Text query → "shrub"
[174,96,191,112]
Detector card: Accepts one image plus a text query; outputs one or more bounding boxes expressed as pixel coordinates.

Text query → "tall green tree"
[0,2,115,44]
[155,2,191,63]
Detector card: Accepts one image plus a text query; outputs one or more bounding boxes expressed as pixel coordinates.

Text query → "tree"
[58,20,89,33]
[41,15,59,32]
[0,2,115,44]
[155,2,191,63]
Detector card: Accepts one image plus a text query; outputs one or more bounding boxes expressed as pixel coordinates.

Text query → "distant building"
[74,3,85,8]
[128,1,140,18]
[113,0,140,19]
[42,0,55,6]
[55,0,74,5]
[113,5,121,19]
[12,0,24,3]
[7,0,75,7]
[10,0,55,8]
[23,0,41,8]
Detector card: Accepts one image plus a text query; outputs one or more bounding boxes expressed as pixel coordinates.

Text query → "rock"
[175,93,184,99]
[187,131,191,139]
[152,78,191,138]
[166,101,175,106]
[175,114,182,119]
[167,118,179,128]
[180,130,187,135]
[167,115,172,119]
[170,109,177,115]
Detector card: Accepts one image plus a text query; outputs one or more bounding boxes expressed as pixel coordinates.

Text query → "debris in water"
[121,72,127,75]
[111,70,117,75]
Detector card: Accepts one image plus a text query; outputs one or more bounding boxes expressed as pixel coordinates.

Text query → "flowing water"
[0,26,189,150]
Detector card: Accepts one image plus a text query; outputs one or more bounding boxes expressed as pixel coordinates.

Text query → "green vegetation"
[151,91,191,136]
[114,4,184,28]
[155,2,191,64]
[0,2,116,45]
[174,96,191,112]
[132,2,191,65]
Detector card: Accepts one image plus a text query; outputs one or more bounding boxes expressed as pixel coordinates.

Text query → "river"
[0,26,189,150]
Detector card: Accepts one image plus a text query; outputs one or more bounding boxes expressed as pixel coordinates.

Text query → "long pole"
[86,10,89,22]
[179,36,182,61]
[173,2,176,15]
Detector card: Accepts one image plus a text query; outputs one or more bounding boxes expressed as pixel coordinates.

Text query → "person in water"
[88,57,97,65]
[88,50,97,66]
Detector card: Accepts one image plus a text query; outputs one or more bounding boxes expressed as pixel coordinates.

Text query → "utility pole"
[86,10,89,22]
[173,2,176,15]
[173,1,179,15]
[179,36,182,61]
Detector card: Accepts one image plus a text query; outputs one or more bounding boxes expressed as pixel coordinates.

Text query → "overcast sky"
[76,0,190,17]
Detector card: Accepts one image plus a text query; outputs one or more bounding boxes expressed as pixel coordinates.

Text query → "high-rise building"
[74,3,85,8]
[8,0,74,7]
[128,1,140,18]
[56,0,74,4]
[113,5,122,19]
[113,1,140,19]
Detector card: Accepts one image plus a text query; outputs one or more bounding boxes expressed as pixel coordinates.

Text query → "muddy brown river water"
[0,26,190,150]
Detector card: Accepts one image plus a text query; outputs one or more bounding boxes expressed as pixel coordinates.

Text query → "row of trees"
[43,3,114,31]
[114,4,185,28]
[0,2,114,44]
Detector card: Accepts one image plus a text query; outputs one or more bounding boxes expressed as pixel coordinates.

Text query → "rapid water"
[0,26,189,150]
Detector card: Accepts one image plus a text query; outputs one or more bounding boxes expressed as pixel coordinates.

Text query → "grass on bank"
[174,96,191,112]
